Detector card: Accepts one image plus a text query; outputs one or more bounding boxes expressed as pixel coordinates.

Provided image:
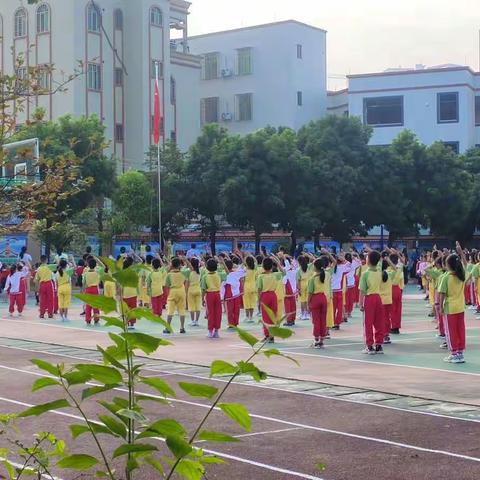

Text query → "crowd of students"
[1,242,472,364]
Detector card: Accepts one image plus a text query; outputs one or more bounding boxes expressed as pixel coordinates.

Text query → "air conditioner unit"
[221,68,233,77]
[221,112,233,121]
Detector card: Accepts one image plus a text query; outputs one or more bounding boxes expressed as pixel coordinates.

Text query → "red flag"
[153,78,161,145]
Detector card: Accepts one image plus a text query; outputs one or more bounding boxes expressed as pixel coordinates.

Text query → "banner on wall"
[113,241,161,259]
[0,234,27,260]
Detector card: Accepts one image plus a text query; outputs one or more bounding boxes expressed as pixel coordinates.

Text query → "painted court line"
[0,395,323,480]
[0,457,63,480]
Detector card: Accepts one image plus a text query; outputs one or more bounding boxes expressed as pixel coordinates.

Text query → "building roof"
[347,65,477,79]
[327,88,348,96]
[188,19,327,40]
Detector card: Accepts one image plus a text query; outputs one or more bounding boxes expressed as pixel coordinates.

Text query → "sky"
[188,0,480,90]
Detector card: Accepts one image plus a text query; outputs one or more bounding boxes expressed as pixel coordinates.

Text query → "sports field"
[1,285,480,479]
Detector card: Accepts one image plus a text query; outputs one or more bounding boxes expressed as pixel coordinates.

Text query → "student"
[296,255,310,321]
[201,258,223,338]
[243,256,258,323]
[308,257,330,348]
[283,257,298,327]
[345,253,362,318]
[6,264,28,317]
[257,257,278,343]
[379,259,395,344]
[35,255,55,319]
[164,257,187,334]
[82,258,101,325]
[148,258,166,317]
[359,250,387,354]
[220,257,245,328]
[330,254,351,330]
[185,257,202,327]
[121,257,138,328]
[272,257,286,323]
[389,252,405,334]
[438,243,467,363]
[18,246,33,265]
[56,259,74,322]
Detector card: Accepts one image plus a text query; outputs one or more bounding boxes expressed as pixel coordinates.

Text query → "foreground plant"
[0,258,298,480]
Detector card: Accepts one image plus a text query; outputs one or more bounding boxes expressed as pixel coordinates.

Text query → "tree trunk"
[209,229,216,256]
[290,230,297,256]
[96,196,104,256]
[255,229,261,256]
[313,231,320,253]
[45,218,52,261]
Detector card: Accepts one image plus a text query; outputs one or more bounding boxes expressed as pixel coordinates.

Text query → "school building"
[328,64,480,153]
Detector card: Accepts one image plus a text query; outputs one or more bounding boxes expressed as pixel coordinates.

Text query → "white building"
[188,20,327,134]
[0,0,201,171]
[331,64,480,153]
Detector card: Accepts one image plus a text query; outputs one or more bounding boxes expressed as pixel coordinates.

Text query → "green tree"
[460,147,480,241]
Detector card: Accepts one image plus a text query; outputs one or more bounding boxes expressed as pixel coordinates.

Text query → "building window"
[114,9,123,30]
[115,124,124,143]
[36,4,50,34]
[203,53,219,80]
[363,96,403,126]
[237,48,252,75]
[14,9,27,38]
[442,141,459,154]
[170,77,176,105]
[297,91,303,106]
[236,93,253,121]
[16,66,28,93]
[87,63,102,91]
[170,131,177,144]
[150,7,163,27]
[87,4,101,33]
[38,67,51,90]
[151,60,163,79]
[201,97,219,124]
[476,97,480,126]
[437,92,459,123]
[297,44,302,59]
[114,68,123,87]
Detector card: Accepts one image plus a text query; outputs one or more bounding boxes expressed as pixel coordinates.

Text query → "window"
[115,124,124,142]
[150,7,163,27]
[201,97,219,124]
[297,44,302,59]
[16,66,27,81]
[437,92,458,123]
[14,9,27,38]
[38,67,51,90]
[151,60,163,78]
[297,91,303,106]
[442,141,459,154]
[36,4,49,34]
[475,97,480,126]
[115,68,123,86]
[87,4,101,33]
[237,48,252,75]
[363,96,403,126]
[87,63,102,90]
[170,131,177,144]
[170,77,176,105]
[203,53,219,80]
[236,93,253,121]
[114,9,123,30]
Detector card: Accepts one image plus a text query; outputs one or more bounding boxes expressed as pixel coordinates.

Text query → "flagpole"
[155,61,163,251]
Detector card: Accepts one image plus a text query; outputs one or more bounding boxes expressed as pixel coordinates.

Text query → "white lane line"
[234,427,304,439]
[0,457,63,480]
[1,346,480,425]
[2,367,480,464]
[0,395,323,480]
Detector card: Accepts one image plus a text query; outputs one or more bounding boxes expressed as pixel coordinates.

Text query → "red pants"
[391,286,403,329]
[84,286,100,324]
[124,296,137,325]
[445,312,465,353]
[309,293,327,339]
[260,291,277,338]
[363,294,384,347]
[151,295,163,317]
[225,285,241,327]
[284,281,296,323]
[19,278,27,307]
[345,287,355,315]
[439,313,446,337]
[39,281,54,317]
[206,291,222,331]
[470,283,477,308]
[161,287,169,310]
[354,275,360,303]
[382,303,393,337]
[464,284,471,304]
[434,291,445,335]
[333,291,343,326]
[9,293,24,314]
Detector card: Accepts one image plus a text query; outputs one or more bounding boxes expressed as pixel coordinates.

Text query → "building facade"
[188,20,327,135]
[1,0,201,170]
[330,65,480,153]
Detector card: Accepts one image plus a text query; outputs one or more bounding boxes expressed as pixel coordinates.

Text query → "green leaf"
[198,430,240,443]
[316,462,327,472]
[19,399,70,418]
[210,360,238,377]
[31,377,61,392]
[97,345,126,370]
[166,435,192,458]
[135,394,169,405]
[262,303,279,325]
[75,294,117,313]
[109,332,126,349]
[117,409,148,423]
[127,307,172,331]
[113,268,139,288]
[69,423,111,439]
[112,443,157,459]
[137,419,186,440]
[178,382,218,399]
[263,348,300,366]
[268,326,294,339]
[122,332,171,355]
[145,455,164,474]
[176,459,205,480]
[31,358,60,376]
[99,415,127,439]
[236,327,259,347]
[99,400,127,424]
[57,454,99,470]
[200,456,225,465]
[236,361,267,382]
[81,384,118,401]
[100,315,124,330]
[140,377,176,398]
[100,256,117,274]
[2,460,15,480]
[218,403,251,431]
[63,370,92,386]
[75,364,123,384]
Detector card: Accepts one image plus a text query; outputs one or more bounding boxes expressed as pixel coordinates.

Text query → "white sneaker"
[443,354,455,362]
[206,331,214,338]
[450,353,465,364]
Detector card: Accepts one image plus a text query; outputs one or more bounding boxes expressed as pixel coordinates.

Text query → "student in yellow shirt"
[439,243,467,363]
[243,256,257,323]
[380,258,395,345]
[308,256,330,349]
[121,257,138,329]
[103,267,117,300]
[257,257,278,343]
[35,255,55,319]
[56,259,74,322]
[148,258,166,317]
[164,257,187,334]
[82,258,101,325]
[185,257,202,327]
[201,258,223,338]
